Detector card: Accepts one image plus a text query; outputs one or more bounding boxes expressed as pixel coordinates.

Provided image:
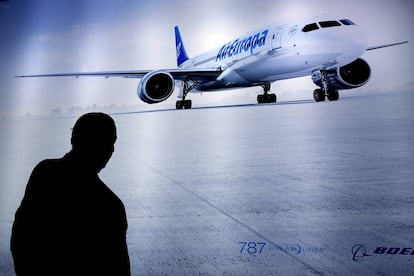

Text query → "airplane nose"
[294,21,368,68]
[334,26,367,60]
[333,27,367,63]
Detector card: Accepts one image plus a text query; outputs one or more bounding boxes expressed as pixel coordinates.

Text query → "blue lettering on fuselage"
[216,29,269,61]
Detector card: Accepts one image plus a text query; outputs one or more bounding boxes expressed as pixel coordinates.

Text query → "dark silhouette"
[10,113,130,275]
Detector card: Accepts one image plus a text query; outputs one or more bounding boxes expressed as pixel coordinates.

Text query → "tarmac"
[1,91,413,275]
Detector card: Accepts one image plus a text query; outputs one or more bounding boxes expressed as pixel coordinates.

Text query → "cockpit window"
[302,19,356,33]
[319,21,341,28]
[302,23,319,32]
[340,19,356,25]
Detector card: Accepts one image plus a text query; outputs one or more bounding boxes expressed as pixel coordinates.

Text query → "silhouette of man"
[11,113,130,275]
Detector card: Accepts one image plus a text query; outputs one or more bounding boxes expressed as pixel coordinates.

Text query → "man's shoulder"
[34,157,65,171]
[30,156,71,180]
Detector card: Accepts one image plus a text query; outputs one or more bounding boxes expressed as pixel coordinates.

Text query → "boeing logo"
[216,29,269,61]
[352,245,372,261]
[352,244,414,261]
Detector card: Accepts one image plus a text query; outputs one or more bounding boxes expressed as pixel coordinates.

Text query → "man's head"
[71,113,117,172]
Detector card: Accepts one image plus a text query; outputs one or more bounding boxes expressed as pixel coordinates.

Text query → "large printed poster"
[1,1,413,275]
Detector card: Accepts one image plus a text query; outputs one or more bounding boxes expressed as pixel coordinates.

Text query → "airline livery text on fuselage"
[216,29,269,61]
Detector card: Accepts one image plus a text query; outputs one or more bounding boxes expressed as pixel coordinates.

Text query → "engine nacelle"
[138,71,175,104]
[312,58,371,90]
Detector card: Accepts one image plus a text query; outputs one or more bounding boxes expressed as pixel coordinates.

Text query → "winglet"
[175,26,189,67]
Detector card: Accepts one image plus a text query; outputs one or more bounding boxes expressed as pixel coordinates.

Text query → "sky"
[0,0,413,117]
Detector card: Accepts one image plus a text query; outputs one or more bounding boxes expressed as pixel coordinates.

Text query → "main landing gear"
[313,70,339,102]
[257,82,277,104]
[176,79,199,109]
[176,99,192,109]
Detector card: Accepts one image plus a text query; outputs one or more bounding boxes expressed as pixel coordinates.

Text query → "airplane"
[16,16,407,109]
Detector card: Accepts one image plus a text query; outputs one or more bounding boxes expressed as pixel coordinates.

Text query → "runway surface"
[1,91,413,275]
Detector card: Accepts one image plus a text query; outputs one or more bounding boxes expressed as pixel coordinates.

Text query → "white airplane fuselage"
[180,18,367,92]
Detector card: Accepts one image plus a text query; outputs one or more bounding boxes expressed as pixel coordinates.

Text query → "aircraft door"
[271,26,283,49]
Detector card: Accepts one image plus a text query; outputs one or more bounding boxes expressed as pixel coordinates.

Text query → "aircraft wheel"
[257,93,277,104]
[176,100,184,109]
[184,100,192,109]
[313,89,325,102]
[327,89,339,101]
[176,100,192,109]
[268,93,277,103]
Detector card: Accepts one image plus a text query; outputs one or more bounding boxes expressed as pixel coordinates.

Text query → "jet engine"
[312,58,371,90]
[138,71,175,104]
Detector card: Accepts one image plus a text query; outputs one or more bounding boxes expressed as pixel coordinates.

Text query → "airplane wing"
[366,41,408,51]
[15,68,222,81]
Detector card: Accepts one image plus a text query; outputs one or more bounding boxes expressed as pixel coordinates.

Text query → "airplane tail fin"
[175,26,189,67]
